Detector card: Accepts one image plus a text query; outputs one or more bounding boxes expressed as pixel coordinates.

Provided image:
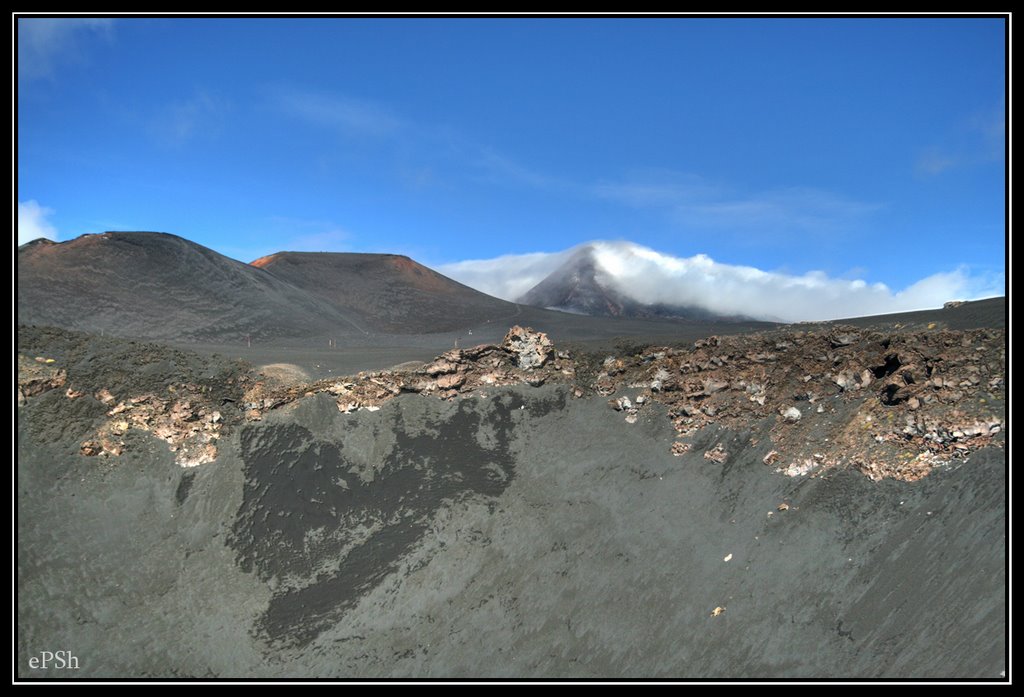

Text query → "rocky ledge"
[18,323,1004,482]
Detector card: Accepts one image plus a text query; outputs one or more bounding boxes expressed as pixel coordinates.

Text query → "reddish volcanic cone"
[250,251,517,333]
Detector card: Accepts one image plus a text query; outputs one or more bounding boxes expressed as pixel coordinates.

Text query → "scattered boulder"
[830,332,860,348]
[702,378,729,395]
[424,359,459,376]
[503,326,553,370]
[704,444,728,463]
[650,367,671,392]
[95,388,116,405]
[781,459,815,477]
[834,371,859,391]
[671,441,691,456]
[80,440,102,457]
[436,373,465,390]
[610,396,632,411]
[17,354,67,400]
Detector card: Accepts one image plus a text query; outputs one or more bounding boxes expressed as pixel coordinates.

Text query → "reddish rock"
[503,326,553,369]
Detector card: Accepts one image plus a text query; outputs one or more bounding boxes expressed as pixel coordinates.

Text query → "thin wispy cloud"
[593,170,717,207]
[463,154,879,239]
[384,122,574,193]
[398,164,442,192]
[680,187,882,231]
[269,90,575,193]
[969,106,1006,148]
[596,172,880,235]
[916,148,957,176]
[18,200,59,245]
[273,87,404,138]
[150,91,229,147]
[916,103,1005,177]
[18,18,113,81]
[440,241,1002,323]
[223,216,352,263]
[268,90,880,241]
[471,148,570,191]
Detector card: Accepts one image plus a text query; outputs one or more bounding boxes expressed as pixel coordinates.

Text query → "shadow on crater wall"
[229,390,565,647]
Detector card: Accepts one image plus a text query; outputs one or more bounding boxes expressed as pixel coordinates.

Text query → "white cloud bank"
[439,241,1003,323]
[439,249,573,302]
[18,200,59,245]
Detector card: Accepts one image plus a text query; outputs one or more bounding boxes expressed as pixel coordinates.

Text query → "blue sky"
[17,16,1006,317]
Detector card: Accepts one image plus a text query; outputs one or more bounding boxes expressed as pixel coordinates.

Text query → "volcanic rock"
[503,325,553,369]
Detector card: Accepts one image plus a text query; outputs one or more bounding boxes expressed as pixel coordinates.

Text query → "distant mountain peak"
[18,237,58,249]
[518,244,629,316]
[517,242,747,322]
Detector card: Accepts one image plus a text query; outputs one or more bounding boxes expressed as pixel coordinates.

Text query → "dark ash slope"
[18,232,367,343]
[17,379,1005,679]
[16,314,1006,679]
